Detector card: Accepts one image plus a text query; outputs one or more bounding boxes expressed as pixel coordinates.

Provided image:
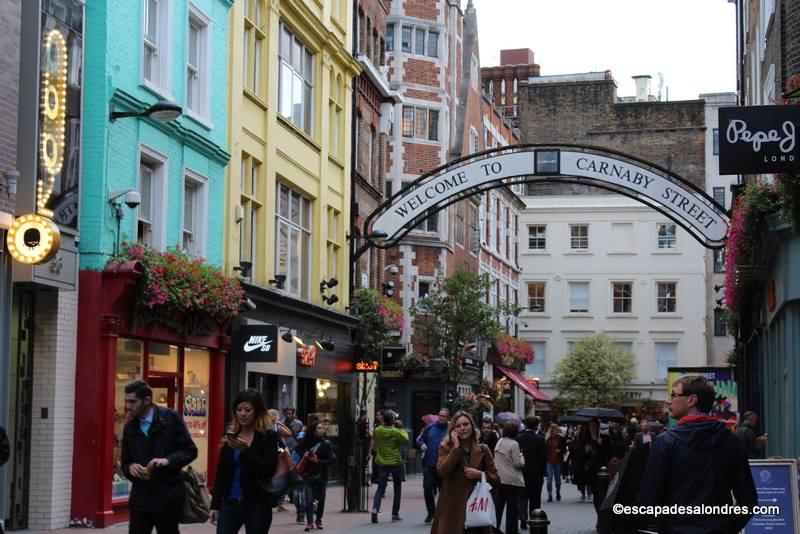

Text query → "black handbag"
[259,447,298,505]
[180,466,211,524]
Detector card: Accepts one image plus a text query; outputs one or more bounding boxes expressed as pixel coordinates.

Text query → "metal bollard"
[528,508,549,534]
[597,466,610,502]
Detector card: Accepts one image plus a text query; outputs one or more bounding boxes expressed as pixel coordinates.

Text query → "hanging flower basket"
[352,288,405,357]
[108,244,245,328]
[492,333,534,371]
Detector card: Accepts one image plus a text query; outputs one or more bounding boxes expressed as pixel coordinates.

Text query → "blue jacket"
[637,418,757,534]
[416,423,448,468]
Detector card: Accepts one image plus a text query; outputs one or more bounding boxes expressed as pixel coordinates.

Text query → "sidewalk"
[19,474,599,533]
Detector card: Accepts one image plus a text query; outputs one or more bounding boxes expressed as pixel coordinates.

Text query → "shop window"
[149,342,179,372]
[112,339,144,501]
[183,348,210,483]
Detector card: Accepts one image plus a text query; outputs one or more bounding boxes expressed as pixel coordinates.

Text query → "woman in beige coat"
[494,421,526,534]
[430,411,500,534]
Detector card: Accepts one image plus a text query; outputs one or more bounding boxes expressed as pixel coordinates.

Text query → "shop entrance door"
[149,376,179,409]
[412,391,442,439]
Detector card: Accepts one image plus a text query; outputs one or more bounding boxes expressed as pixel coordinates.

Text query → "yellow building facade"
[225,0,360,311]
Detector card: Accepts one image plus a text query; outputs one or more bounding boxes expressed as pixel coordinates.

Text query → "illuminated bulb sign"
[10,28,66,265]
[354,360,380,372]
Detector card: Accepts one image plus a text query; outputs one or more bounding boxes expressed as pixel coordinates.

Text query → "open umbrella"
[495,412,519,425]
[574,407,626,422]
[558,415,591,425]
[421,413,438,426]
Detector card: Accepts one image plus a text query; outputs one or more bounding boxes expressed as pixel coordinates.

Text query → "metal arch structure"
[356,144,729,260]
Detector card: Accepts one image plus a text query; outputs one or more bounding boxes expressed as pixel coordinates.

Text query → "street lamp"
[109,100,183,123]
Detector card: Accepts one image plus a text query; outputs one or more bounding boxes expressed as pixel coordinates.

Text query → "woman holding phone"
[209,389,279,533]
[429,411,500,534]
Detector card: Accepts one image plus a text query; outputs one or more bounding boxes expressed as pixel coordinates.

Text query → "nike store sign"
[232,325,279,362]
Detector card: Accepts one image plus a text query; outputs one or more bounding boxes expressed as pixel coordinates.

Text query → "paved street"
[21,474,598,534]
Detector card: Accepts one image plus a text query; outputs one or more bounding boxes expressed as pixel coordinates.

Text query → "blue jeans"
[216,501,272,534]
[372,465,403,515]
[546,463,561,496]
[303,479,326,525]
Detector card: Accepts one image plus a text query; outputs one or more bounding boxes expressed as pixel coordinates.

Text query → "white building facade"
[517,196,708,408]
[701,92,738,366]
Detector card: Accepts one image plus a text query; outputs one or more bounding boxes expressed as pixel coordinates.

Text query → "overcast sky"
[471,0,737,101]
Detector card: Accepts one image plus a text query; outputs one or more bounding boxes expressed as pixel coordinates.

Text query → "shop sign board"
[719,105,800,174]
[354,359,380,372]
[232,324,278,362]
[744,459,799,534]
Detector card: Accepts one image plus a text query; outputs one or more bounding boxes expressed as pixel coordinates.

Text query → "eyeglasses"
[670,392,691,399]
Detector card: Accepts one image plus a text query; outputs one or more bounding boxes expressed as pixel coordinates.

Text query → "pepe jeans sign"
[232,325,278,362]
[371,149,729,248]
[719,105,800,175]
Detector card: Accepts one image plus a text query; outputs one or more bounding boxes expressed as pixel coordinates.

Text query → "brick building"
[480,48,540,128]
[379,0,524,429]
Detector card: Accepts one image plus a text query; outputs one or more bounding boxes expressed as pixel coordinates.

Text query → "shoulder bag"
[180,466,211,524]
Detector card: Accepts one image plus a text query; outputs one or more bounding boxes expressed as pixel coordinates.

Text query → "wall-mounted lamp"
[281,331,294,343]
[1,169,19,196]
[320,277,339,292]
[714,284,723,293]
[110,100,183,123]
[323,294,339,305]
[715,298,724,307]
[314,339,335,351]
[268,274,286,290]
[233,261,252,278]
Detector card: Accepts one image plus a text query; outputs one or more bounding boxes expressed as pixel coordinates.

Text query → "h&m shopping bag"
[464,472,495,528]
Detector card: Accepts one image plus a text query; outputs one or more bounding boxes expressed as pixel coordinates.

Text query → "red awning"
[497,366,552,402]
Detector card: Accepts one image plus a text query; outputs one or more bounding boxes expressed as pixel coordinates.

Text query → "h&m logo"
[468,497,489,513]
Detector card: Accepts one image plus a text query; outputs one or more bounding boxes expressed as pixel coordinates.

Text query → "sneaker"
[392,514,402,522]
[371,511,378,524]
[424,514,433,524]
[304,525,313,532]
[315,520,323,530]
[547,494,553,503]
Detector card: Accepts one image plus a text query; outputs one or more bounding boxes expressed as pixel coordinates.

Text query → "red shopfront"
[71,262,227,527]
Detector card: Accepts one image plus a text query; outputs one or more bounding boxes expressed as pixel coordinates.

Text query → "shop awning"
[497,366,552,402]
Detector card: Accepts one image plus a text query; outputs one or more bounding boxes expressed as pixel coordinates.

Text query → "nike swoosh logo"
[243,342,269,352]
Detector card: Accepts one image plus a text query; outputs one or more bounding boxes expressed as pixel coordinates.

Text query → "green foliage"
[551,332,637,409]
[411,269,515,383]
[449,393,492,426]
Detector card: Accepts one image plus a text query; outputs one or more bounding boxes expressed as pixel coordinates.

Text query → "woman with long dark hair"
[429,411,500,534]
[295,420,334,531]
[209,389,279,533]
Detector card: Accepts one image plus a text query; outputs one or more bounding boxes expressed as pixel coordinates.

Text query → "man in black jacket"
[638,375,757,534]
[737,411,767,459]
[516,415,547,531]
[122,380,197,534]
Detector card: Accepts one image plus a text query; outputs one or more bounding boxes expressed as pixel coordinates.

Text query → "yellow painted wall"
[225,0,360,309]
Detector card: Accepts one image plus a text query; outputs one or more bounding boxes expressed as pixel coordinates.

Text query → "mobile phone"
[224,431,238,439]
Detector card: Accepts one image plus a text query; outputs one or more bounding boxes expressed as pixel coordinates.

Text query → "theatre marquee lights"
[6,214,61,264]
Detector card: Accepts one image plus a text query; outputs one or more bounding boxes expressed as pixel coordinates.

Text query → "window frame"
[141,0,174,96]
[657,223,677,250]
[569,224,589,250]
[655,341,678,379]
[712,187,725,209]
[137,145,168,251]
[182,168,208,258]
[713,247,725,273]
[567,281,590,313]
[713,308,727,337]
[656,281,677,314]
[524,340,546,378]
[278,22,315,135]
[527,281,546,313]
[401,105,439,142]
[275,182,313,300]
[185,5,212,121]
[527,224,546,250]
[386,24,394,52]
[611,281,633,314]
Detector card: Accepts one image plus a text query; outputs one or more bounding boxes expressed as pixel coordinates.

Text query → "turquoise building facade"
[80,0,232,268]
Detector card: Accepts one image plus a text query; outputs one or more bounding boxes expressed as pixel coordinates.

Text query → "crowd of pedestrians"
[16,375,783,534]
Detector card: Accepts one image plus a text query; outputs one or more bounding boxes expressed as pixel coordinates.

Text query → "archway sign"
[364,145,729,251]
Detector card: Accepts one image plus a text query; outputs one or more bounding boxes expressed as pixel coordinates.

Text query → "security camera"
[124,191,141,209]
[388,265,399,275]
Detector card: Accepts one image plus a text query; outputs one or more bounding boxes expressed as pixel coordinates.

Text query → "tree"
[411,269,516,384]
[551,332,636,409]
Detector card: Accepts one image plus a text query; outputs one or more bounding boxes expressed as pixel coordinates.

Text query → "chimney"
[632,75,652,102]
[500,49,535,66]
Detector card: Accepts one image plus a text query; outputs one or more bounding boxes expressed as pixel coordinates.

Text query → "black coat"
[736,423,762,459]
[295,437,335,482]
[121,405,198,512]
[638,419,757,534]
[210,430,280,509]
[516,429,547,483]
[0,426,9,466]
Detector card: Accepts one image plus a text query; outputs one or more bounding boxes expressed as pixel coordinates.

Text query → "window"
[714,309,727,337]
[471,55,479,90]
[712,128,719,155]
[455,202,465,246]
[714,247,725,273]
[656,342,678,379]
[418,280,431,300]
[401,26,412,53]
[528,225,546,249]
[570,224,589,250]
[183,171,207,258]
[142,0,171,92]
[276,183,312,299]
[329,73,343,159]
[657,223,677,249]
[415,28,425,55]
[656,282,677,313]
[568,282,589,313]
[386,24,394,52]
[243,0,265,95]
[428,31,439,58]
[527,282,545,312]
[327,208,340,285]
[612,282,633,313]
[713,187,725,209]
[186,8,210,118]
[525,341,545,377]
[279,23,314,135]
[137,147,166,250]
[240,152,262,279]
[401,106,438,141]
[470,128,479,153]
[610,222,634,253]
